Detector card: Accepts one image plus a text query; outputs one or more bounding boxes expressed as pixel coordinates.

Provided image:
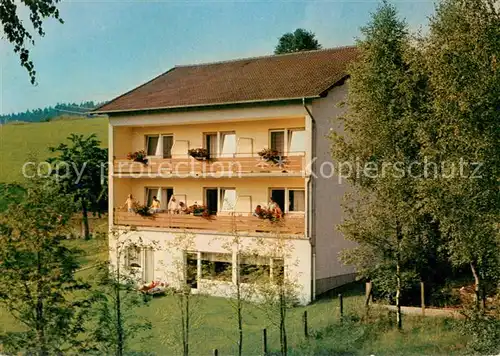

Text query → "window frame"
[268,187,305,214]
[144,133,174,158]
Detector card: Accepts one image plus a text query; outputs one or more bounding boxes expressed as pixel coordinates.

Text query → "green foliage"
[418,0,500,298]
[0,178,92,354]
[274,28,321,55]
[0,0,63,84]
[48,133,108,239]
[331,2,443,324]
[90,263,152,355]
[459,306,500,354]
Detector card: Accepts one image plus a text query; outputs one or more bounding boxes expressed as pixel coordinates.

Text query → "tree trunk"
[237,283,243,356]
[395,221,403,330]
[420,280,425,316]
[185,293,190,356]
[36,252,48,356]
[279,289,287,356]
[470,262,481,310]
[81,198,90,239]
[116,262,124,356]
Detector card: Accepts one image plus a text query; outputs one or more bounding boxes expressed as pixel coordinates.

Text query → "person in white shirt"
[168,196,179,214]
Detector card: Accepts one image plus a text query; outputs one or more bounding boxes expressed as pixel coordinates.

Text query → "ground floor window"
[200,252,232,282]
[238,254,284,284]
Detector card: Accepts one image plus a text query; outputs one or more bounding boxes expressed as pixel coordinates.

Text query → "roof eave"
[92,95,321,115]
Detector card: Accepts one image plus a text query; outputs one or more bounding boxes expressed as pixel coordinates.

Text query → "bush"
[127,150,148,164]
[460,307,500,354]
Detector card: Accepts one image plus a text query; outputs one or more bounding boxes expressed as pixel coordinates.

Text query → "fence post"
[420,281,426,316]
[213,349,218,356]
[262,328,268,356]
[303,310,309,339]
[339,293,344,323]
[365,280,373,307]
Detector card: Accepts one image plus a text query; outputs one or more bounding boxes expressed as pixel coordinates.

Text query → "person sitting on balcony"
[252,205,262,217]
[178,201,188,214]
[268,198,283,219]
[150,196,161,213]
[167,196,178,214]
[124,194,136,212]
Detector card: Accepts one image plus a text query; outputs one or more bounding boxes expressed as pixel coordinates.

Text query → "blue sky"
[0,0,435,115]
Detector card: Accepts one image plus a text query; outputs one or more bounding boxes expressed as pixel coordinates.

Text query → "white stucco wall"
[310,84,357,295]
[110,228,313,304]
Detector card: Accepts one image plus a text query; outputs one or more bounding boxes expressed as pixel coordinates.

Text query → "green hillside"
[0,117,108,183]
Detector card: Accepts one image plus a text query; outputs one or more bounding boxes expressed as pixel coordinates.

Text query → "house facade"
[96,47,358,304]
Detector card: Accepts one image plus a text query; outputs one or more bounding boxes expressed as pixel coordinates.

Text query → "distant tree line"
[0,101,106,124]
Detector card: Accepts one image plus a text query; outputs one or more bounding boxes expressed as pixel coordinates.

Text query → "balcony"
[114,211,305,236]
[113,153,306,178]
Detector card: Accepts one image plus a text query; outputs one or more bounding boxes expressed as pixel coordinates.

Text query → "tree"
[420,0,500,308]
[254,228,299,356]
[162,233,205,356]
[0,178,92,355]
[274,28,321,55]
[90,229,153,356]
[48,133,108,239]
[330,1,436,329]
[0,0,63,84]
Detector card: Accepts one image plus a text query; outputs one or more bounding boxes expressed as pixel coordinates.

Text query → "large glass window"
[288,129,306,154]
[204,133,218,158]
[146,135,160,156]
[162,135,174,158]
[220,188,237,211]
[220,132,236,157]
[200,252,232,281]
[126,245,141,268]
[288,189,305,212]
[238,255,284,284]
[145,187,159,206]
[270,131,285,156]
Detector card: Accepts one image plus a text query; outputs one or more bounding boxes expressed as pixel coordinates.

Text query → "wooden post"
[420,281,425,316]
[213,349,218,356]
[339,293,344,323]
[303,310,309,339]
[262,328,268,356]
[365,280,373,307]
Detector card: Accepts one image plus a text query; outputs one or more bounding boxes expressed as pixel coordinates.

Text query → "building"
[95,46,358,304]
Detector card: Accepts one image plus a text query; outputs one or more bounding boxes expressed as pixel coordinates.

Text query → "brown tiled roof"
[94,46,358,114]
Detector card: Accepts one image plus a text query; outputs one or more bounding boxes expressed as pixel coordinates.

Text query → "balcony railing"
[114,211,305,236]
[113,153,305,177]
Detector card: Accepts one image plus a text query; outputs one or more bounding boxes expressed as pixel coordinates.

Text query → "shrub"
[133,204,155,217]
[188,148,209,160]
[258,148,281,163]
[127,150,148,164]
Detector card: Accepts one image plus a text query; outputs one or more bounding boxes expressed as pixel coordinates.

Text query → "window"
[186,252,198,289]
[270,131,285,156]
[162,135,174,158]
[288,129,306,155]
[145,134,174,157]
[220,132,236,157]
[270,188,305,213]
[200,252,232,281]
[239,255,271,283]
[288,189,305,212]
[145,187,159,206]
[126,245,141,268]
[146,135,160,156]
[204,133,218,158]
[220,188,236,211]
[238,255,284,284]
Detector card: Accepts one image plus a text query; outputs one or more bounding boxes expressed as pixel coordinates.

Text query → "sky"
[0,0,436,115]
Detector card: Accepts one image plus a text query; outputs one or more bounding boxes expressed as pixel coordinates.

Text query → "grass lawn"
[0,117,108,183]
[0,237,468,355]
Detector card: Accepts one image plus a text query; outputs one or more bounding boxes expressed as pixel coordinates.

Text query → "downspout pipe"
[303,97,316,301]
